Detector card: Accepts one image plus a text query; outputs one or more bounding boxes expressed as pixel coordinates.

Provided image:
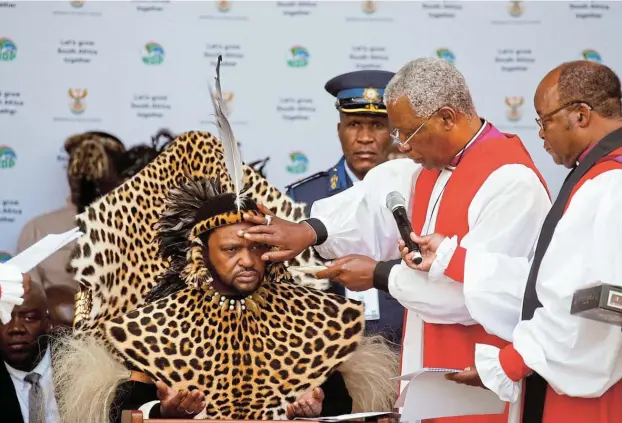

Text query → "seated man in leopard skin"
[51,177,398,422]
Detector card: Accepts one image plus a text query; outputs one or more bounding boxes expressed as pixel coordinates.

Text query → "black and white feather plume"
[209,54,244,210]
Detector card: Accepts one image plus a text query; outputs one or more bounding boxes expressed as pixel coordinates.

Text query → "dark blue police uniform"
[285,70,404,346]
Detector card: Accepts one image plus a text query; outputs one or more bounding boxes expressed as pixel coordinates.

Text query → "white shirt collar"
[344,161,361,183]
[5,347,51,381]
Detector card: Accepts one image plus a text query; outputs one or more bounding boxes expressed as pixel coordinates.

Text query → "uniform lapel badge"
[330,173,339,190]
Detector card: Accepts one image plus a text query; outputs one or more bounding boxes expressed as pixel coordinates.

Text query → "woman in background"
[16,129,177,327]
[17,131,127,327]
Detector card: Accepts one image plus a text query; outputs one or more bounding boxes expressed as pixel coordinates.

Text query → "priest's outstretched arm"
[240,160,549,330]
[240,159,417,263]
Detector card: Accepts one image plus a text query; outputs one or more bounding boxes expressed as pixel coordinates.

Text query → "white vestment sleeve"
[511,171,622,397]
[388,262,477,324]
[476,344,522,402]
[463,253,532,342]
[389,164,550,326]
[475,343,522,402]
[311,158,420,261]
[476,170,622,401]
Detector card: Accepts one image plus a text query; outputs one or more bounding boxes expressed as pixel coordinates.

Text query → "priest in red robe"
[239,57,551,423]
[411,61,622,423]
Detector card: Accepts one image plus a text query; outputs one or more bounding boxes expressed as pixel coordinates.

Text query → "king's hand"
[286,387,325,419]
[156,381,206,418]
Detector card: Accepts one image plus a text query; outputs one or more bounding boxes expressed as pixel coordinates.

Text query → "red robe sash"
[403,124,547,423]
[500,146,622,423]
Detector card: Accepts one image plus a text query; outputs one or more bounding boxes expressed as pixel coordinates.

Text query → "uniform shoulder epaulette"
[285,171,329,190]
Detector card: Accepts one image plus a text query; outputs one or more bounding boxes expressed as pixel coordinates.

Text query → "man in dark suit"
[0,282,58,423]
[286,70,405,345]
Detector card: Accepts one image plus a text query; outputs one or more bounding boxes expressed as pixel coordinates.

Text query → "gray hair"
[384,58,476,118]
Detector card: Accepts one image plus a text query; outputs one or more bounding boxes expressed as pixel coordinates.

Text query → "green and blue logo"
[143,42,165,65]
[582,50,602,63]
[437,48,455,65]
[287,46,309,68]
[0,146,16,169]
[0,38,17,61]
[0,252,12,263]
[286,152,309,174]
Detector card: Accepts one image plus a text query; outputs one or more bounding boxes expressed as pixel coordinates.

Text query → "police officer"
[286,70,404,346]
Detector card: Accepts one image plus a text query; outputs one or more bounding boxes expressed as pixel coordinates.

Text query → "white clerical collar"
[5,347,51,381]
[344,161,361,183]
[447,118,488,170]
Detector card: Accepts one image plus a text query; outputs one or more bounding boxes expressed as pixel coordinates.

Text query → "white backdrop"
[1,0,621,259]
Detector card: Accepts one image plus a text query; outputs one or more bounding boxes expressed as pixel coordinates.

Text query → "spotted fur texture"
[104,280,364,419]
[61,130,399,421]
[70,131,329,334]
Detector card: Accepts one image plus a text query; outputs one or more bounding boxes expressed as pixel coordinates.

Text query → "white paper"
[0,263,22,286]
[296,411,393,421]
[6,227,83,273]
[394,368,506,422]
[346,288,380,320]
[0,227,83,324]
[0,263,26,324]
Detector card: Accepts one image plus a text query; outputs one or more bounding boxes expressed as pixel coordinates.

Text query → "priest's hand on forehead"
[238,204,316,262]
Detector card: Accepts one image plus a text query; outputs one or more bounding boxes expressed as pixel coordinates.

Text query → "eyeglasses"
[390,109,439,148]
[535,100,593,130]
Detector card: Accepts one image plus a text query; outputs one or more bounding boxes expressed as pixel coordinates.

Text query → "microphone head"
[386,191,406,211]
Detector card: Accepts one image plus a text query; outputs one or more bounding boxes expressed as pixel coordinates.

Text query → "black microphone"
[386,191,423,265]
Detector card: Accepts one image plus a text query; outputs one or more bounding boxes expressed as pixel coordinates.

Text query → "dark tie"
[520,127,622,423]
[25,372,43,423]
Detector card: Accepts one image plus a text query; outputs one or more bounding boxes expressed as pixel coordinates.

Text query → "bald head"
[535,61,622,168]
[538,60,621,118]
[563,61,621,117]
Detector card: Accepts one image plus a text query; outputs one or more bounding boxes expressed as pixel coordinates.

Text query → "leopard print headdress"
[145,176,284,303]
